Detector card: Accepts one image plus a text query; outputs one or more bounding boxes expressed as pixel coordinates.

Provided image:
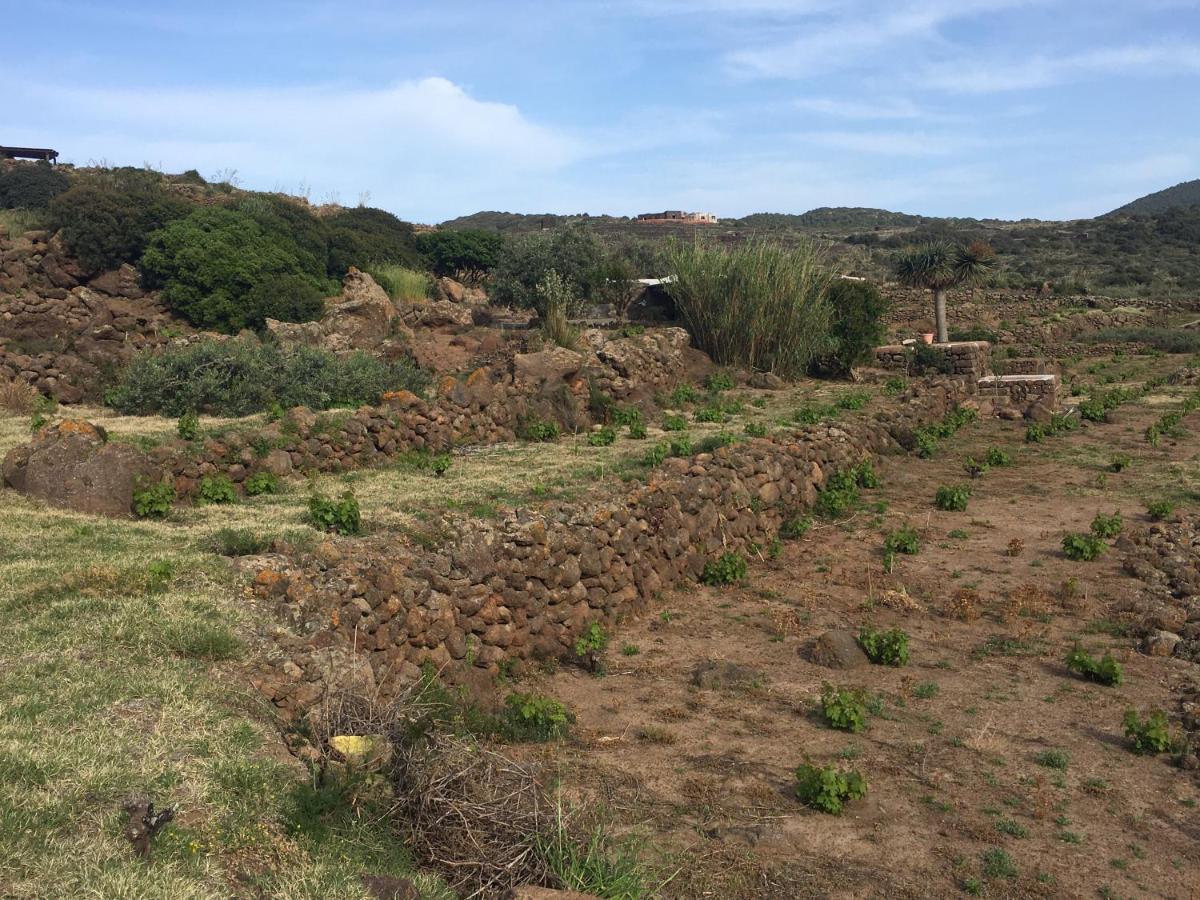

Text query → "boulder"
[1144,630,1182,658]
[808,629,869,669]
[89,264,144,299]
[513,347,586,385]
[2,420,161,517]
[266,268,403,353]
[403,299,474,328]
[690,659,763,690]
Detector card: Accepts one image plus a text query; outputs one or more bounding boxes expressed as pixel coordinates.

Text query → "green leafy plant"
[132,478,175,519]
[197,474,237,505]
[1025,423,1046,443]
[1108,454,1132,472]
[985,446,1011,467]
[1147,500,1174,521]
[820,684,869,733]
[934,484,971,512]
[502,692,574,741]
[963,457,989,478]
[308,491,362,535]
[662,414,688,432]
[1062,532,1105,561]
[793,763,868,815]
[244,471,281,496]
[780,516,813,539]
[627,420,648,439]
[587,426,616,447]
[1090,511,1123,539]
[743,422,768,438]
[176,411,200,441]
[981,847,1018,880]
[211,527,271,557]
[430,454,452,477]
[835,391,870,411]
[858,626,910,667]
[693,405,728,424]
[523,419,561,442]
[1034,749,1070,770]
[704,371,735,392]
[701,552,747,586]
[1065,644,1123,686]
[1123,708,1172,754]
[669,384,700,406]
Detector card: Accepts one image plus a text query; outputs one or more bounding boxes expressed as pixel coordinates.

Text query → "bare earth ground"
[1,353,1199,897]
[524,374,1200,899]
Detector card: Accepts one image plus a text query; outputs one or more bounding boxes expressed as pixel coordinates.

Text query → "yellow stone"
[329,734,391,769]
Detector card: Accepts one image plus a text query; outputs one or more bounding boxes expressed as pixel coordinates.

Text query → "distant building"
[636,210,717,224]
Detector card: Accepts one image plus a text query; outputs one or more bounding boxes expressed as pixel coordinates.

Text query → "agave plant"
[895,240,997,342]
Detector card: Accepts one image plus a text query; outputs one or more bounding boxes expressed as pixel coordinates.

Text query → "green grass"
[366,263,433,303]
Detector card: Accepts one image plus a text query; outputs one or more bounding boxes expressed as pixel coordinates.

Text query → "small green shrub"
[864,628,907,672]
[642,442,670,467]
[308,491,362,535]
[1062,532,1105,561]
[430,454,452,477]
[502,692,573,741]
[884,376,907,396]
[883,526,920,556]
[744,422,768,438]
[704,371,735,392]
[985,446,1011,467]
[197,474,237,505]
[0,161,70,209]
[934,484,971,512]
[834,391,869,411]
[793,763,868,815]
[1034,749,1070,770]
[1123,708,1172,754]
[693,405,728,424]
[858,626,910,667]
[668,435,693,457]
[133,479,175,519]
[701,552,747,586]
[523,419,561,442]
[963,457,989,478]
[1025,423,1046,443]
[669,384,700,406]
[244,471,281,496]
[587,426,617,447]
[780,516,813,539]
[211,527,270,557]
[694,431,736,454]
[176,412,200,441]
[1108,454,1131,472]
[627,420,648,439]
[1147,500,1175,521]
[1065,644,1122,686]
[661,414,688,432]
[820,684,869,733]
[793,404,831,425]
[981,847,1018,879]
[1090,511,1122,539]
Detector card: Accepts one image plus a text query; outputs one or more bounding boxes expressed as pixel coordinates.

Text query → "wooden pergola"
[0,147,59,163]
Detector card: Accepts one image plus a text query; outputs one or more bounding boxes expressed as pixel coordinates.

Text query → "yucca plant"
[894,240,997,342]
[664,239,835,378]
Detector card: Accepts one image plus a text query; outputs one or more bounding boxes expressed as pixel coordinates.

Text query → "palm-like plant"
[895,240,996,342]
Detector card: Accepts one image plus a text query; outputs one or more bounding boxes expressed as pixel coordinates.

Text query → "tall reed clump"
[537,269,580,350]
[664,239,835,378]
[368,264,433,303]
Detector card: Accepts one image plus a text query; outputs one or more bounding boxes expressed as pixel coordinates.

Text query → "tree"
[415,228,504,280]
[810,279,890,377]
[894,240,996,342]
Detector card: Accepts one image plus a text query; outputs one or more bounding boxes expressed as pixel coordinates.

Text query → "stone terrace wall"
[250,378,972,716]
[874,341,991,380]
[977,374,1058,411]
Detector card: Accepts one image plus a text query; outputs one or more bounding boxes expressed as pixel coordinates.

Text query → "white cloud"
[794,97,927,120]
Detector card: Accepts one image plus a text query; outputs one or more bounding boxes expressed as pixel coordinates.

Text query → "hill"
[733,207,934,231]
[1108,178,1200,216]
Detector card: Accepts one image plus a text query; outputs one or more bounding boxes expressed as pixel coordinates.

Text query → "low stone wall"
[977,374,1058,411]
[249,379,972,716]
[874,340,991,380]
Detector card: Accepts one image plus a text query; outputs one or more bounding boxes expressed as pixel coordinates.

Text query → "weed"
[1090,511,1122,539]
[793,763,868,815]
[884,376,907,396]
[1062,532,1105,561]
[627,420,647,439]
[211,527,270,556]
[1147,499,1175,521]
[662,414,688,432]
[835,390,869,411]
[587,426,617,447]
[308,491,362,535]
[1035,749,1069,770]
[1006,538,1025,557]
[522,419,561,442]
[996,818,1029,838]
[701,552,747,586]
[744,422,768,438]
[1123,709,1172,754]
[820,684,869,733]
[430,454,452,477]
[949,528,969,540]
[132,478,175,518]
[913,682,939,699]
[177,411,200,441]
[197,474,237,505]
[669,384,700,406]
[244,471,281,496]
[620,644,639,657]
[858,625,910,666]
[502,692,573,741]
[1065,644,1123,686]
[780,516,813,539]
[985,447,1012,467]
[935,484,971,512]
[1109,454,1132,472]
[981,847,1018,879]
[704,371,735,392]
[1026,423,1046,443]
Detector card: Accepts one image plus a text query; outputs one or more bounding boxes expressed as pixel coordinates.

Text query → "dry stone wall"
[249,378,972,717]
[874,340,992,380]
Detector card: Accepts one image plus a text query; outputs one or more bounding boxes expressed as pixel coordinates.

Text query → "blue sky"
[4,0,1199,222]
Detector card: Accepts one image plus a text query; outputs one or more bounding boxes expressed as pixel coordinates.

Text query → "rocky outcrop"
[2,420,159,517]
[267,268,406,353]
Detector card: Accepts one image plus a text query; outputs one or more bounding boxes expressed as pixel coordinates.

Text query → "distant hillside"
[1108,179,1200,216]
[440,211,632,233]
[733,208,933,231]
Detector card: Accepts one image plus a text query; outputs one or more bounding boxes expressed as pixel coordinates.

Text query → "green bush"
[416,228,504,278]
[934,484,971,512]
[489,224,608,316]
[1090,511,1123,539]
[244,471,281,496]
[324,206,422,277]
[1034,749,1070,770]
[176,411,199,441]
[308,491,362,535]
[701,552,747,586]
[1065,644,1122,685]
[820,684,869,733]
[810,280,890,377]
[107,339,427,417]
[132,478,175,519]
[627,420,647,439]
[1109,454,1132,472]
[883,526,919,571]
[963,457,989,478]
[834,390,870,411]
[744,422,768,438]
[662,414,688,432]
[1147,500,1175,521]
[858,626,909,666]
[693,405,727,424]
[0,161,70,209]
[48,170,191,273]
[140,206,330,332]
[522,419,561,442]
[704,371,735,392]
[211,527,270,556]
[1123,708,1172,754]
[1061,532,1105,561]
[1025,423,1046,443]
[669,385,700,406]
[587,426,616,447]
[780,516,812,539]
[665,239,834,378]
[793,763,868,815]
[197,474,237,505]
[502,692,574,741]
[985,446,1011,467]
